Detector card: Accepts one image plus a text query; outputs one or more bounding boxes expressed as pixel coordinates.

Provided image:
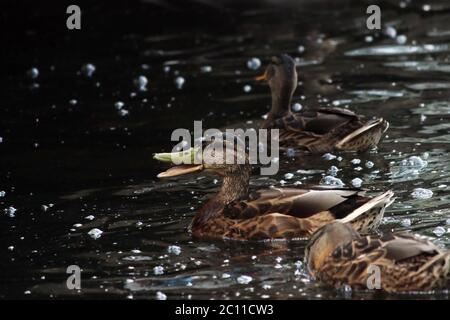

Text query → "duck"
[305,221,450,292]
[255,54,389,153]
[154,134,394,241]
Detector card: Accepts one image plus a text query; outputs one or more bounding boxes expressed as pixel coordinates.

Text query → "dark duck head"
[154,132,252,206]
[256,54,298,122]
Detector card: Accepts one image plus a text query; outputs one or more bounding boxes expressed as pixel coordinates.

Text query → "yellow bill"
[154,147,203,178]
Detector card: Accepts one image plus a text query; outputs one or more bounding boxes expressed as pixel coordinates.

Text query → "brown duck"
[255,54,389,153]
[154,136,394,241]
[306,221,450,292]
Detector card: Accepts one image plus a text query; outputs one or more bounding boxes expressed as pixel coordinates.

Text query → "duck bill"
[254,71,268,81]
[157,164,204,178]
[154,148,203,178]
[153,147,198,164]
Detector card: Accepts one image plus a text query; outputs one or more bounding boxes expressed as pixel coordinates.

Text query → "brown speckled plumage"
[306,222,450,292]
[258,54,389,153]
[157,136,394,241]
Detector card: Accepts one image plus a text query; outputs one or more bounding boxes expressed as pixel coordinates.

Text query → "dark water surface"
[1,0,450,299]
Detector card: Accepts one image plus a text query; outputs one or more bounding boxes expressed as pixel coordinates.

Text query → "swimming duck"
[255,54,389,153]
[305,221,450,292]
[154,135,394,241]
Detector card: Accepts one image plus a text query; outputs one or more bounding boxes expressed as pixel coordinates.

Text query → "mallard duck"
[154,135,394,241]
[305,221,450,292]
[255,54,389,153]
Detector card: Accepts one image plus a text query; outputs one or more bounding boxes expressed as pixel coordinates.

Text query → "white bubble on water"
[87,228,103,239]
[118,109,129,117]
[327,166,339,176]
[351,178,363,188]
[114,101,124,110]
[396,35,407,45]
[81,63,96,77]
[0,191,5,197]
[246,57,261,70]
[237,275,253,284]
[85,215,95,220]
[365,161,374,169]
[175,76,185,89]
[433,226,446,237]
[27,67,39,79]
[404,156,428,169]
[297,45,305,53]
[292,103,302,112]
[411,188,433,199]
[320,176,345,187]
[153,266,164,275]
[400,218,411,227]
[392,155,428,178]
[167,245,181,255]
[4,206,17,218]
[243,84,252,92]
[134,75,148,91]
[322,153,336,161]
[156,291,167,300]
[351,159,361,165]
[384,26,397,38]
[284,173,294,180]
[200,65,212,73]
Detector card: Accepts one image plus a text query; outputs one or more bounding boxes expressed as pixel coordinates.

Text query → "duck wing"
[267,108,387,152]
[269,108,360,135]
[224,187,367,219]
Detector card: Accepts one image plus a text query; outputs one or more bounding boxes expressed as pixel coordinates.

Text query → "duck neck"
[267,86,294,122]
[216,169,251,205]
[193,166,251,227]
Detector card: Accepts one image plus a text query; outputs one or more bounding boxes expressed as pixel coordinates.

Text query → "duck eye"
[270,57,281,65]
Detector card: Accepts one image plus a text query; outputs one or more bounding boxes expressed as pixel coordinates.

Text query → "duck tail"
[339,190,395,233]
[335,118,388,149]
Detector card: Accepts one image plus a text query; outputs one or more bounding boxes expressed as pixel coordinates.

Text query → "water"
[1,0,450,299]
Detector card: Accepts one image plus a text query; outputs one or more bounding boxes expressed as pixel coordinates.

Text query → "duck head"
[154,133,250,178]
[305,222,360,275]
[154,133,252,204]
[256,54,298,119]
